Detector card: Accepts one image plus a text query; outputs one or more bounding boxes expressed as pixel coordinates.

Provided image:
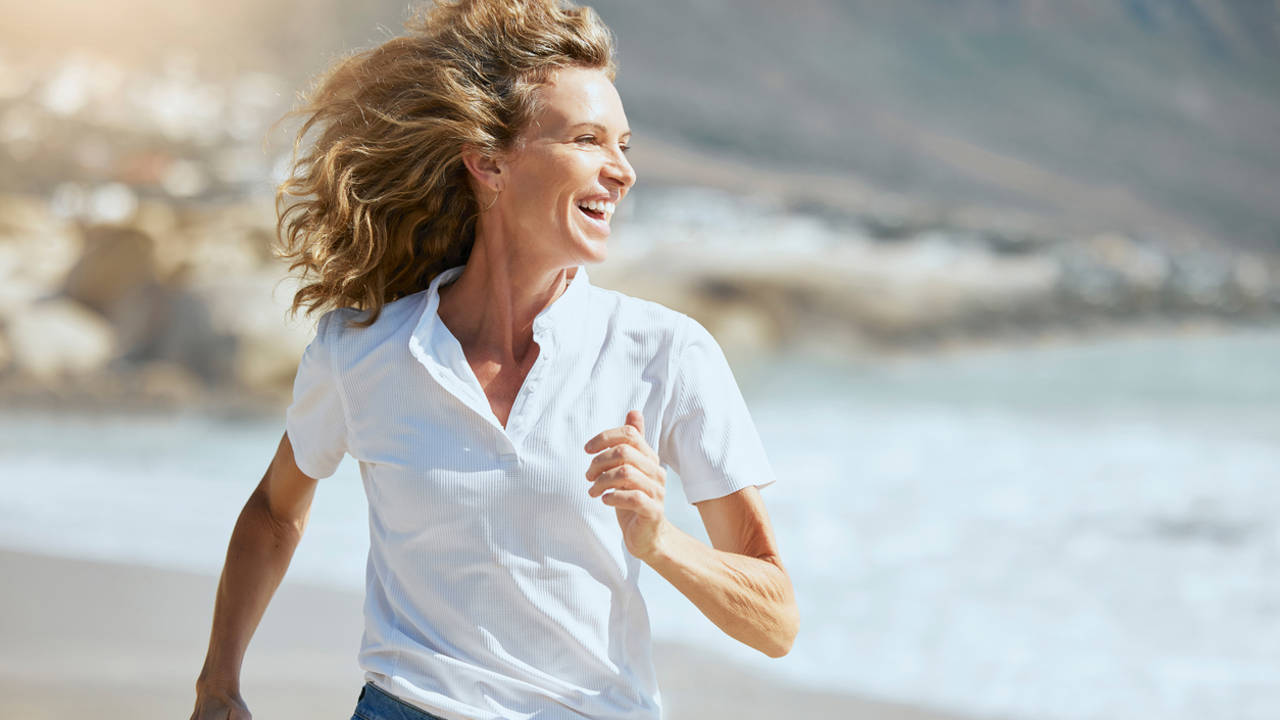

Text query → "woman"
[192,1,797,718]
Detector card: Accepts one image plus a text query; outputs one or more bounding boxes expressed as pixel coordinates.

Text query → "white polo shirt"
[285,263,776,720]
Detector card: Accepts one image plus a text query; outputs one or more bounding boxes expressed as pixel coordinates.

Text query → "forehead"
[527,67,628,135]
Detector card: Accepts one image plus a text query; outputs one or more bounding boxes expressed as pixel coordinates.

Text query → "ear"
[461,145,505,194]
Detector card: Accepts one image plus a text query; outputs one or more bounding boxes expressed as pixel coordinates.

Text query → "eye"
[619,143,631,154]
[574,135,597,145]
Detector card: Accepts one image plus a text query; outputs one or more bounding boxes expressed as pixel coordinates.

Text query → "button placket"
[506,329,553,447]
[408,264,585,457]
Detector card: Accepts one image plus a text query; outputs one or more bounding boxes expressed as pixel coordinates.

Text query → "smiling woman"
[191,2,795,720]
[455,65,635,286]
[272,0,623,328]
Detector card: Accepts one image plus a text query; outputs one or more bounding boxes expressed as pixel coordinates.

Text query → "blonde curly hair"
[274,0,617,326]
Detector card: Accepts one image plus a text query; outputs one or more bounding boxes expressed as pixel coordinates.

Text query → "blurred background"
[1,1,1279,719]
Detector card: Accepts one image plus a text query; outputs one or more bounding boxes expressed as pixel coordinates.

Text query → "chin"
[579,244,608,265]
[571,234,610,264]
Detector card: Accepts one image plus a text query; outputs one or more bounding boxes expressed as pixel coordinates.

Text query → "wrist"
[196,667,241,696]
[639,519,676,566]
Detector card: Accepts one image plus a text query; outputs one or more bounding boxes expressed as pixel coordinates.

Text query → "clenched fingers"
[587,463,667,501]
[584,442,663,485]
[583,422,658,464]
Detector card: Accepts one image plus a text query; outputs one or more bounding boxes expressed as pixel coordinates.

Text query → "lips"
[576,204,612,234]
[573,194,617,235]
[576,196,616,219]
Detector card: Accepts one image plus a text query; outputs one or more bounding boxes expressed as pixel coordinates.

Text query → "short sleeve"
[658,315,777,504]
[285,311,349,479]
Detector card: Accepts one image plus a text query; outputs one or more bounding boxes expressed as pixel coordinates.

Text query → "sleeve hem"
[684,474,777,505]
[284,426,339,480]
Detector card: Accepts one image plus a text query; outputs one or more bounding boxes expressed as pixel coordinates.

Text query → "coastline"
[0,547,975,720]
[1,317,1275,417]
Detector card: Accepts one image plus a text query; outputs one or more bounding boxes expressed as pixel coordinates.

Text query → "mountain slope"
[3,0,1278,248]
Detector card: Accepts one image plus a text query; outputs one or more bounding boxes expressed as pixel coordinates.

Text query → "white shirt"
[285,263,776,720]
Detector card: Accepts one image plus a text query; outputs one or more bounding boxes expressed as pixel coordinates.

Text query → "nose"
[603,145,636,194]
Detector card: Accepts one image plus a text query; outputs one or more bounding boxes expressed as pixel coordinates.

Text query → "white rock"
[86,183,139,224]
[8,299,116,380]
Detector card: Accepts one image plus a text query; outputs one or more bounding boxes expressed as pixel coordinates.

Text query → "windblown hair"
[274,0,616,325]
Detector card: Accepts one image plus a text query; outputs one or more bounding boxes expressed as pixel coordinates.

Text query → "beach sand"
[0,548,973,720]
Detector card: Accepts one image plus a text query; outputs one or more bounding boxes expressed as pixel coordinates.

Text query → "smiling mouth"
[576,198,616,223]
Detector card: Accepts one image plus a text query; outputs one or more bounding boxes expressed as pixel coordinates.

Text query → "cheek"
[507,185,569,234]
[506,151,590,221]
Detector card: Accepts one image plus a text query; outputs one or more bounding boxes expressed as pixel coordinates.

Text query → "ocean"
[2,326,1278,720]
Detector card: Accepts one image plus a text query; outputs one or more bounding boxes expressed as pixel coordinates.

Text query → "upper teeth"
[579,199,615,217]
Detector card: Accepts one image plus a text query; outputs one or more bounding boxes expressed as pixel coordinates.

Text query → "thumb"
[626,409,645,437]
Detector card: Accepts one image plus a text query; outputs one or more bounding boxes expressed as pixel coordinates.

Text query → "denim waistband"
[353,682,451,720]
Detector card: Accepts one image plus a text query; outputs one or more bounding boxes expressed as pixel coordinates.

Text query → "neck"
[436,221,577,363]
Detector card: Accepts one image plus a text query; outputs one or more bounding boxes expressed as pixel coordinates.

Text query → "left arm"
[585,411,799,658]
[644,487,798,658]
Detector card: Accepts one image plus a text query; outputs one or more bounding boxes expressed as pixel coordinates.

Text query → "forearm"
[641,520,798,657]
[196,486,306,692]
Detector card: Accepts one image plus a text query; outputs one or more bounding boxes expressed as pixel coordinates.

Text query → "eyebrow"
[569,122,631,139]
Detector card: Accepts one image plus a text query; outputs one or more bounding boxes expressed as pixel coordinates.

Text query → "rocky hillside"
[5,0,1277,249]
[593,0,1280,249]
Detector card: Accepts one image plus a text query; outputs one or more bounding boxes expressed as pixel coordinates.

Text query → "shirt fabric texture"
[286,263,777,720]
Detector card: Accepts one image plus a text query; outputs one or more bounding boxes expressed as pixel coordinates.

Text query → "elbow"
[247,485,307,545]
[768,609,800,658]
[759,596,799,659]
[760,632,795,659]
[758,556,798,658]
[762,642,791,659]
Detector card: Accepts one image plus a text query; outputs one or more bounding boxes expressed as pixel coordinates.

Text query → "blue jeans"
[351,682,451,720]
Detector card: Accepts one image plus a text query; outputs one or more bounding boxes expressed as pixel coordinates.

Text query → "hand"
[584,410,669,562]
[191,687,252,720]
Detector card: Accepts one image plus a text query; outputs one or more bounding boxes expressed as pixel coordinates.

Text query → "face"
[483,66,637,265]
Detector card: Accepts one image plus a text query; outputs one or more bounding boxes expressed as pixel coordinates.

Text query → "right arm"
[191,431,319,720]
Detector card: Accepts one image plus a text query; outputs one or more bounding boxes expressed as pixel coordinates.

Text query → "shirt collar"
[408,264,591,372]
